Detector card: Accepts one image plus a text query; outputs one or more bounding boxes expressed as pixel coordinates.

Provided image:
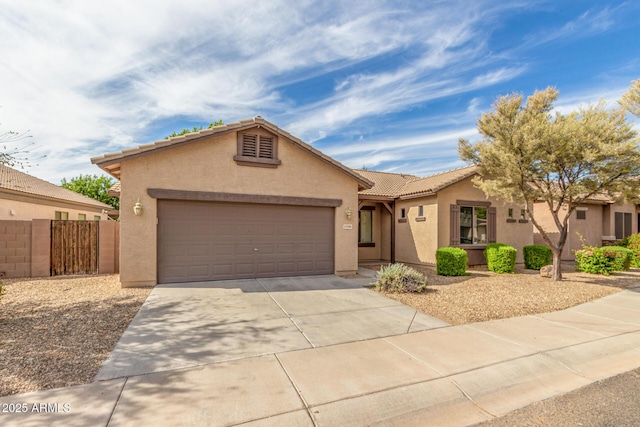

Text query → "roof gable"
[398,166,478,198]
[357,165,478,199]
[0,164,112,209]
[355,170,419,199]
[91,117,373,190]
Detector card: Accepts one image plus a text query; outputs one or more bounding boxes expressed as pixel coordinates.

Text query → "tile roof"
[398,165,478,198]
[355,170,419,198]
[357,165,478,199]
[91,116,373,190]
[0,164,112,209]
[108,181,121,197]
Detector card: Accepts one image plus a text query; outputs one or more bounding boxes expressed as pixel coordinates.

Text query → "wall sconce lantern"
[345,207,352,220]
[133,199,143,216]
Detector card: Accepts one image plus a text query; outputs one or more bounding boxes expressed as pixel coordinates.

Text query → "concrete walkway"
[2,277,640,427]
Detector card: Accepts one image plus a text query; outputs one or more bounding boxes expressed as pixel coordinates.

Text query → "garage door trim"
[148,188,342,207]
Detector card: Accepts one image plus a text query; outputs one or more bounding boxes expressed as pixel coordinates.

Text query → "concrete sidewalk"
[1,283,639,426]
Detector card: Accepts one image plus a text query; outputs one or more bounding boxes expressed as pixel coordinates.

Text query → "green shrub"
[602,246,633,271]
[523,245,552,270]
[374,263,428,293]
[436,247,467,276]
[484,243,516,274]
[618,233,640,267]
[575,246,616,275]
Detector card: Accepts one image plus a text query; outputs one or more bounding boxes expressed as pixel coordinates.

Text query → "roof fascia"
[398,192,436,200]
[0,189,111,212]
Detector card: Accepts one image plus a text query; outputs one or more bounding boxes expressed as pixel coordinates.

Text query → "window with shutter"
[452,203,494,246]
[234,130,281,168]
[615,212,633,239]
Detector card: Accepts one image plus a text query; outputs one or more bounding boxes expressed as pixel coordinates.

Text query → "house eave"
[398,192,436,200]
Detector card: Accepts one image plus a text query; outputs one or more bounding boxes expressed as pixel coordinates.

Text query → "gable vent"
[259,136,274,159]
[242,134,257,157]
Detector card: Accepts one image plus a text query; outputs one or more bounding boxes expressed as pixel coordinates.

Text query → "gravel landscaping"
[364,263,639,325]
[1,266,638,398]
[0,275,150,397]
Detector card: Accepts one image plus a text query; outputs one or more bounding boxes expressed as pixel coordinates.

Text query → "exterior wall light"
[346,207,352,220]
[133,199,143,216]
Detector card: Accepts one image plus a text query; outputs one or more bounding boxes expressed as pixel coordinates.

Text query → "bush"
[618,233,640,267]
[523,245,552,270]
[484,243,516,274]
[603,246,633,271]
[436,247,467,276]
[374,263,428,293]
[575,246,616,275]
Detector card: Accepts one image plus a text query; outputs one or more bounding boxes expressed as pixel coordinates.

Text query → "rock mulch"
[0,275,150,397]
[364,263,639,325]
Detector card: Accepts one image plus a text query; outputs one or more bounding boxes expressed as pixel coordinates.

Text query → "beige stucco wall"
[435,177,532,264]
[0,197,108,221]
[567,205,603,260]
[534,202,609,260]
[394,197,438,265]
[118,129,361,287]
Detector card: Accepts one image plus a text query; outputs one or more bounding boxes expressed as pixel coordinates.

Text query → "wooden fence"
[50,220,99,275]
[0,219,118,278]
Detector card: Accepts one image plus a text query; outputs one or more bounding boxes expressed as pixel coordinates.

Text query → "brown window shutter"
[488,207,497,243]
[242,134,257,157]
[615,212,623,239]
[450,204,460,246]
[624,212,632,239]
[258,136,274,159]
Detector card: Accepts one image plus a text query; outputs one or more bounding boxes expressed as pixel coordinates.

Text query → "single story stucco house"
[356,167,533,266]
[92,117,373,287]
[92,117,638,287]
[0,164,112,221]
[533,196,640,260]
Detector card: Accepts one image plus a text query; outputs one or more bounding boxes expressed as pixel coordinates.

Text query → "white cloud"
[521,5,619,48]
[0,0,634,184]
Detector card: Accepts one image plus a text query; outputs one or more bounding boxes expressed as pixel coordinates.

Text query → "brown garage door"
[157,200,334,284]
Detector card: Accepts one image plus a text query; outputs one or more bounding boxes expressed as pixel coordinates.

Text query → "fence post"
[98,220,117,274]
[31,219,51,277]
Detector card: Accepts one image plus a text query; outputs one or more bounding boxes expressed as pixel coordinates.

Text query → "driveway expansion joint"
[274,354,318,427]
[106,377,128,427]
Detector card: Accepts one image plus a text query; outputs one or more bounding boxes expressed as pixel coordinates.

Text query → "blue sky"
[0,1,639,184]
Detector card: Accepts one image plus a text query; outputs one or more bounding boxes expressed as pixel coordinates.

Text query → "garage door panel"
[212,244,234,255]
[277,243,295,254]
[187,264,210,277]
[235,263,255,275]
[158,200,335,284]
[188,244,210,256]
[296,243,314,254]
[212,264,233,276]
[236,244,257,255]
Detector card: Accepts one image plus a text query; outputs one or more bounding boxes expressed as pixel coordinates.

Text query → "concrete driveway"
[3,275,640,426]
[95,274,449,380]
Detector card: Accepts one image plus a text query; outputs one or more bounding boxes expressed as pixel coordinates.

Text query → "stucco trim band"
[147,188,343,207]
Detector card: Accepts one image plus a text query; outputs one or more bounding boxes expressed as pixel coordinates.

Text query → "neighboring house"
[92,117,373,287]
[0,164,112,221]
[533,196,639,260]
[357,167,533,265]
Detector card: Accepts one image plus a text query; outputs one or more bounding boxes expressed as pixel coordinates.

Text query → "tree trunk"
[552,250,563,281]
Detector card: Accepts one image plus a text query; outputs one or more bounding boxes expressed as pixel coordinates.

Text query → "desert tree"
[459,87,640,280]
[621,78,640,117]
